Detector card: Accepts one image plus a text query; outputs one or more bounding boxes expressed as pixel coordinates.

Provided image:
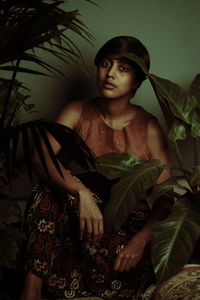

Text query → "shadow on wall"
[43,67,98,121]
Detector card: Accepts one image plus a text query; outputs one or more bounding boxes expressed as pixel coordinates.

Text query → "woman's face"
[97,55,139,100]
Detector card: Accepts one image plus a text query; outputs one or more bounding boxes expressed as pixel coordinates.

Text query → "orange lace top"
[74,98,155,161]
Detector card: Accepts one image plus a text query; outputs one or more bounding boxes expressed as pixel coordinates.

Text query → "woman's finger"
[92,220,99,242]
[114,253,126,271]
[80,218,85,240]
[118,255,129,272]
[86,219,93,241]
[98,219,104,236]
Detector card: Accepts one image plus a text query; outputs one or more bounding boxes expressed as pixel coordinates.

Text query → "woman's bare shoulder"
[54,100,85,129]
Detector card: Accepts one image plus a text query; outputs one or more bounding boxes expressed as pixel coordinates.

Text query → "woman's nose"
[107,65,116,78]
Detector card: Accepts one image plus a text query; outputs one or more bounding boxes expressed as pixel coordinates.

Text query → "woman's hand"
[79,189,104,243]
[114,234,147,272]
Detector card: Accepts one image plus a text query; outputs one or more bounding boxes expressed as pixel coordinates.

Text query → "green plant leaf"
[65,152,141,179]
[124,52,149,74]
[96,152,141,179]
[0,0,94,83]
[148,74,200,137]
[148,177,190,208]
[168,121,187,142]
[103,159,167,232]
[152,195,200,283]
[190,74,200,102]
[190,165,200,189]
[0,120,96,183]
[0,65,52,76]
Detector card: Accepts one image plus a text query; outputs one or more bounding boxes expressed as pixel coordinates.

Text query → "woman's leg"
[20,273,42,300]
[20,184,61,299]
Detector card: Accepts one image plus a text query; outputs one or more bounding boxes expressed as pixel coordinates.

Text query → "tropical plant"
[66,57,200,283]
[0,0,97,268]
[1,0,199,288]
[102,57,200,283]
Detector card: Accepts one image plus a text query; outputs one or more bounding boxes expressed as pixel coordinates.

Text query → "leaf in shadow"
[152,195,200,283]
[96,152,141,179]
[168,121,187,142]
[190,165,200,189]
[190,73,200,102]
[148,177,190,208]
[0,120,96,183]
[148,74,200,137]
[66,152,141,179]
[0,65,52,77]
[124,54,200,138]
[103,159,166,233]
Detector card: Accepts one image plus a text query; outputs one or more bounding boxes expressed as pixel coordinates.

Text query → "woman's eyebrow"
[105,56,130,63]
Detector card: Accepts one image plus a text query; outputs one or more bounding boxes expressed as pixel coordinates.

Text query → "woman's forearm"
[135,197,173,243]
[32,150,90,197]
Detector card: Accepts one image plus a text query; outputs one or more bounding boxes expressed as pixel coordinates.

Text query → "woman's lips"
[103,81,116,89]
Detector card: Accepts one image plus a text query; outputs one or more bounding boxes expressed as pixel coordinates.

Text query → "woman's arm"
[114,119,172,272]
[32,100,104,242]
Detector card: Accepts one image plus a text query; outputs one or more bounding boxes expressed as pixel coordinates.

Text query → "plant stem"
[193,137,199,166]
[0,58,21,128]
[173,141,192,189]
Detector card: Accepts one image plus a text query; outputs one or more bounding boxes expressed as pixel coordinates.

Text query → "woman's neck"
[99,97,131,120]
[98,97,136,130]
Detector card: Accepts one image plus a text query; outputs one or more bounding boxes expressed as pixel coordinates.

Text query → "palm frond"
[0,120,96,184]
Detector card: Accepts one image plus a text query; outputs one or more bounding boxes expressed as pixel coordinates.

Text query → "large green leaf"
[190,74,200,102]
[96,152,141,179]
[152,195,200,283]
[190,165,200,189]
[124,52,149,76]
[148,74,200,137]
[148,177,190,208]
[124,54,200,138]
[66,152,141,179]
[103,159,167,232]
[168,121,187,142]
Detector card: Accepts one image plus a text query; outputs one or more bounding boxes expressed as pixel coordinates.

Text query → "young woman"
[21,36,172,300]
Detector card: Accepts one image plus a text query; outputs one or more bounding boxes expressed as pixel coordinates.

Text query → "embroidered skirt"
[24,177,154,299]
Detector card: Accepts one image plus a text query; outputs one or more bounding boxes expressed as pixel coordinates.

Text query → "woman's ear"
[133,79,142,89]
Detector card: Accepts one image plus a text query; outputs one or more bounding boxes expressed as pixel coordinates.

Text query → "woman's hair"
[94,36,150,82]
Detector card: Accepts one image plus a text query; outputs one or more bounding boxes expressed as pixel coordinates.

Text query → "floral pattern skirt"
[24,179,154,299]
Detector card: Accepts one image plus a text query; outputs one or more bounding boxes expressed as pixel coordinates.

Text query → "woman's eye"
[119,65,129,72]
[100,60,110,68]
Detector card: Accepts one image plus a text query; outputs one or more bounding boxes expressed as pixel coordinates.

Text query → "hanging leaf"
[0,120,96,183]
[152,195,200,283]
[124,52,149,76]
[0,65,53,77]
[148,177,190,208]
[124,52,200,138]
[0,1,94,72]
[103,159,167,232]
[148,74,200,137]
[66,152,141,179]
[96,152,141,179]
[190,74,200,102]
[190,165,200,189]
[168,121,187,142]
